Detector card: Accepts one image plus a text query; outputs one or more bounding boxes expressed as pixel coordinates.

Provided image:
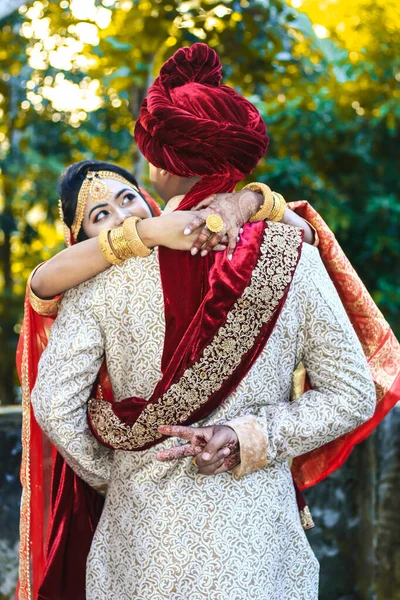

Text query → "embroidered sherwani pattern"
[32,239,376,600]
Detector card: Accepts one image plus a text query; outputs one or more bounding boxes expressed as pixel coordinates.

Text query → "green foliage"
[0,0,399,404]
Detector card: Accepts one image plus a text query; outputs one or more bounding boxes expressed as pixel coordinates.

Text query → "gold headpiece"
[70,170,139,240]
[58,198,71,247]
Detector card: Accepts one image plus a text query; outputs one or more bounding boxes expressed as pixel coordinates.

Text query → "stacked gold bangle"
[98,217,152,265]
[270,191,286,222]
[110,227,133,261]
[244,182,287,223]
[245,182,274,222]
[122,216,153,258]
[98,229,123,265]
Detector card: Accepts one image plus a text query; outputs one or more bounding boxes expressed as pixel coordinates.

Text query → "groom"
[32,44,375,600]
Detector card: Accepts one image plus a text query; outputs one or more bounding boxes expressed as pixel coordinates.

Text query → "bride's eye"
[121,192,137,205]
[94,209,109,223]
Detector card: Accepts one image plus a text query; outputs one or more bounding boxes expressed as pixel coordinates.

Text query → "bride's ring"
[206,214,224,233]
[192,457,199,467]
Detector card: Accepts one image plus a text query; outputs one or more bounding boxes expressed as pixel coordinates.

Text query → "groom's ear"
[160,169,177,187]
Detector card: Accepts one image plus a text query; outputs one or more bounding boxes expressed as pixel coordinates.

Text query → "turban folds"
[135,43,269,203]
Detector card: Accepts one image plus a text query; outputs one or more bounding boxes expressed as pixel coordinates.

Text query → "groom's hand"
[156,424,240,475]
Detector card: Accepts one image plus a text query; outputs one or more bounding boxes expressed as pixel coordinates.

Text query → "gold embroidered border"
[19,312,32,600]
[88,223,302,450]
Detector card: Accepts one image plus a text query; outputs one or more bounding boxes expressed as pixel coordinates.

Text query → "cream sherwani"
[32,224,375,600]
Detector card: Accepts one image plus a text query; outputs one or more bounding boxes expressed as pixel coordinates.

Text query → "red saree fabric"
[288,201,400,490]
[15,296,104,600]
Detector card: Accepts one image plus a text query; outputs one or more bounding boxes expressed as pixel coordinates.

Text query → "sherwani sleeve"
[31,279,113,491]
[228,245,376,477]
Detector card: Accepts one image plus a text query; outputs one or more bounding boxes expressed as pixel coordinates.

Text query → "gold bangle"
[98,229,123,265]
[270,192,286,222]
[109,227,133,261]
[269,193,280,221]
[243,182,275,222]
[123,217,153,258]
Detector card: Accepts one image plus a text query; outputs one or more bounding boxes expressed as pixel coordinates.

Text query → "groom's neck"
[164,175,200,205]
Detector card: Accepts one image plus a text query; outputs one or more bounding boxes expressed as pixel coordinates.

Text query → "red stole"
[88,222,303,449]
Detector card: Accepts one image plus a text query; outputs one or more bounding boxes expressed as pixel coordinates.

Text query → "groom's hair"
[58,160,139,241]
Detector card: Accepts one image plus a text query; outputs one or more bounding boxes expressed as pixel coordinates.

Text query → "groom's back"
[93,252,166,402]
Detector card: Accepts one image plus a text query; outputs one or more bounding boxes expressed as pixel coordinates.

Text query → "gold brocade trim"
[19,310,32,599]
[27,268,61,317]
[291,361,306,401]
[88,222,303,450]
[300,506,315,530]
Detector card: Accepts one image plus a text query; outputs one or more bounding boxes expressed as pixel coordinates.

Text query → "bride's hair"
[58,160,139,241]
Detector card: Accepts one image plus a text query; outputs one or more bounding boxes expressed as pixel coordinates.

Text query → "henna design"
[156,444,203,461]
[222,451,240,471]
[187,189,263,256]
[156,424,241,473]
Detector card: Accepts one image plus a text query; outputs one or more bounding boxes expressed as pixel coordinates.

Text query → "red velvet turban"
[135,43,269,204]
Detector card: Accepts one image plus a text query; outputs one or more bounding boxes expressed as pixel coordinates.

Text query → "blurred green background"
[0,1,399,599]
[0,0,399,405]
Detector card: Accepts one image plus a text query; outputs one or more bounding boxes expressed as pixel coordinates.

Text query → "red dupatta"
[288,201,400,490]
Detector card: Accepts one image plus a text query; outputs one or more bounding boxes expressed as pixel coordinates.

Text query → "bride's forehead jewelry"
[58,198,71,247]
[70,170,139,240]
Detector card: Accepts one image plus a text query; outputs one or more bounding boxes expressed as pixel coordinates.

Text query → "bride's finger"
[183,214,208,236]
[191,194,217,211]
[158,424,196,441]
[156,444,203,461]
[190,226,214,255]
[200,231,227,256]
[227,227,240,260]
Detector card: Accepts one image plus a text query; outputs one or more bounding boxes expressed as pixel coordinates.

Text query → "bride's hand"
[156,424,240,475]
[183,189,262,260]
[137,211,229,253]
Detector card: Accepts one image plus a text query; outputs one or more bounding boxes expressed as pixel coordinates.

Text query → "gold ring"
[206,214,224,233]
[192,457,198,467]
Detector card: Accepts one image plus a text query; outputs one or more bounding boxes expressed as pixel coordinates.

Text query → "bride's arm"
[30,236,110,300]
[185,189,316,256]
[30,192,316,301]
[30,211,223,300]
[281,206,316,245]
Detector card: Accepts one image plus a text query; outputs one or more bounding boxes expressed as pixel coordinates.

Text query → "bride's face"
[82,178,152,238]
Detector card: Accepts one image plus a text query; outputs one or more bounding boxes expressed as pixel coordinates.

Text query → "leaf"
[104,36,132,51]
